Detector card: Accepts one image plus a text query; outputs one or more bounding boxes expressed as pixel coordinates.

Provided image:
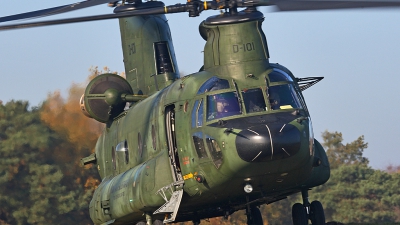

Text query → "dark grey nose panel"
[235,123,301,162]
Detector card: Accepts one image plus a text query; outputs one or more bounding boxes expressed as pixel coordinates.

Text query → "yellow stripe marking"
[183,173,194,180]
[280,105,293,109]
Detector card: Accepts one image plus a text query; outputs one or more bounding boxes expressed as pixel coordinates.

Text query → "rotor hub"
[204,8,263,25]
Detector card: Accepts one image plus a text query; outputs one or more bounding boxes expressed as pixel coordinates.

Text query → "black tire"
[153,220,164,225]
[310,201,325,225]
[192,219,201,225]
[292,203,308,225]
[247,207,263,225]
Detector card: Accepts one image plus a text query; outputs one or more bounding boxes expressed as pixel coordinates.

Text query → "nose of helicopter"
[235,123,301,162]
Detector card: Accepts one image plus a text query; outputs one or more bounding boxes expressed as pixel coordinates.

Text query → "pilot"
[216,100,228,113]
[269,92,281,110]
[248,94,266,112]
[208,99,229,120]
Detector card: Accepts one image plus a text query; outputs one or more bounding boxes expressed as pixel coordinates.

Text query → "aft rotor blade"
[0,7,167,31]
[0,0,113,23]
[269,0,400,11]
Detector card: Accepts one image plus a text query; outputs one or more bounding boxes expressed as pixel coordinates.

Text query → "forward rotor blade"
[270,0,400,11]
[0,7,166,31]
[0,0,113,23]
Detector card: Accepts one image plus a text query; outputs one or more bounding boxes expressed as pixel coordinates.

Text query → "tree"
[322,131,369,169]
[311,164,400,223]
[0,67,112,224]
[0,101,71,224]
[310,131,400,223]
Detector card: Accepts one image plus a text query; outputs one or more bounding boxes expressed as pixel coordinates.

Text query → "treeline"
[1,67,400,224]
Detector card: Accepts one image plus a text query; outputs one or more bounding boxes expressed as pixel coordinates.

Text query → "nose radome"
[235,123,301,162]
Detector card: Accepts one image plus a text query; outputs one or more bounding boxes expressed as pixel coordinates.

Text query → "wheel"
[192,219,201,225]
[136,222,146,225]
[247,207,263,225]
[310,201,325,225]
[153,220,164,225]
[292,203,308,225]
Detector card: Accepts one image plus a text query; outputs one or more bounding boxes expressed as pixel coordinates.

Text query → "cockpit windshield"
[207,92,241,121]
[242,88,267,113]
[268,84,302,110]
[198,77,230,94]
[268,68,293,82]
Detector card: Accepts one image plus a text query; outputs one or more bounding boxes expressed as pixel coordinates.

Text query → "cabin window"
[116,140,129,164]
[205,135,223,169]
[111,146,116,170]
[242,88,267,113]
[154,41,174,74]
[192,132,208,159]
[197,77,230,94]
[207,92,241,121]
[268,68,293,82]
[268,84,302,110]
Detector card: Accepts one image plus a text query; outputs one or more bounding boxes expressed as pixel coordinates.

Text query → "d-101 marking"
[233,42,255,53]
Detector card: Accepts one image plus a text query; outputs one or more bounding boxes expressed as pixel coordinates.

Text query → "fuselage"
[87,6,330,225]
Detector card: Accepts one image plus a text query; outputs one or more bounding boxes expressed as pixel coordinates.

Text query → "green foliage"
[0,100,98,225]
[322,131,369,169]
[312,164,400,223]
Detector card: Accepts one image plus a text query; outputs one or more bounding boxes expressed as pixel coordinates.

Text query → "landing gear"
[153,220,164,225]
[136,214,165,225]
[292,190,326,225]
[292,203,308,225]
[136,220,163,225]
[246,206,263,225]
[309,201,325,225]
[192,219,200,225]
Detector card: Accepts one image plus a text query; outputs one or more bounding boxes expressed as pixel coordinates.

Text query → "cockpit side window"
[192,99,204,128]
[207,92,241,121]
[268,68,293,82]
[268,84,302,110]
[242,88,267,113]
[197,100,204,127]
[197,77,230,94]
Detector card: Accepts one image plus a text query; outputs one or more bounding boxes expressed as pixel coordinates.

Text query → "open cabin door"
[165,105,183,182]
[153,105,184,223]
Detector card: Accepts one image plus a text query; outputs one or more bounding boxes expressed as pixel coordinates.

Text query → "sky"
[1,1,400,170]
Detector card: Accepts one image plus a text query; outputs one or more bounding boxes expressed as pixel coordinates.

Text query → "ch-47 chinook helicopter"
[2,0,400,225]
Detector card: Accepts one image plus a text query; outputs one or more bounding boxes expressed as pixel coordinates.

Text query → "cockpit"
[192,68,305,125]
[190,68,308,167]
[207,92,241,120]
[267,68,302,110]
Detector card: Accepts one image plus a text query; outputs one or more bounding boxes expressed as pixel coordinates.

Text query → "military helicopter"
[2,1,400,225]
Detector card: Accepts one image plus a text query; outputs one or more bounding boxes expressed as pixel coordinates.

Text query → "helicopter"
[1,1,400,225]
